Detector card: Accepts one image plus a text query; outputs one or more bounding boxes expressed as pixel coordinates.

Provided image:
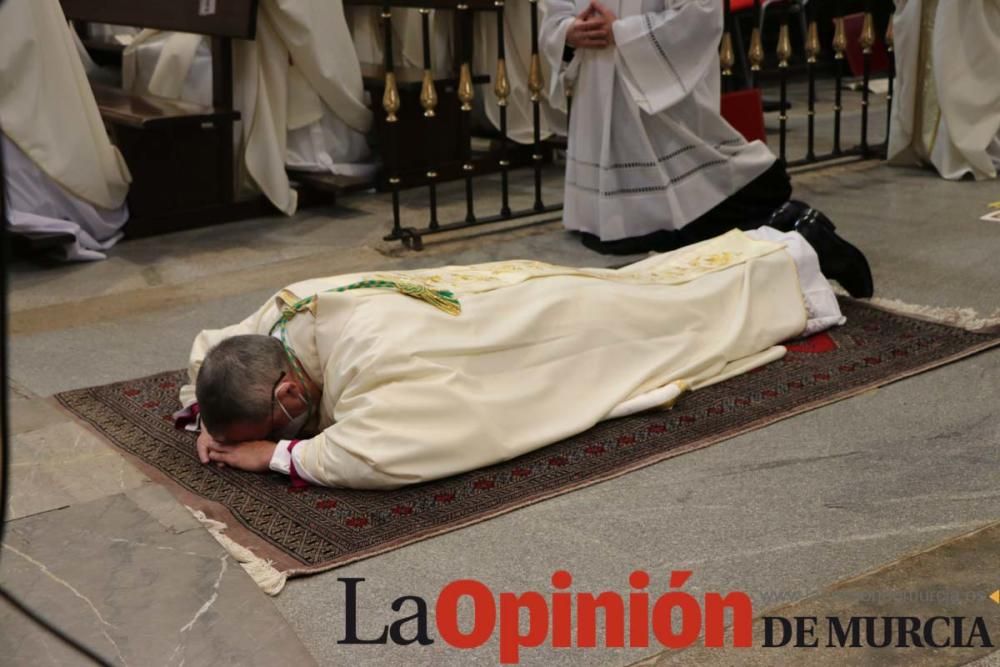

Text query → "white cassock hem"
[746,226,846,335]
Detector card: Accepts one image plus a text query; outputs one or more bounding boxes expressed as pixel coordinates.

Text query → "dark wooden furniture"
[61,0,266,238]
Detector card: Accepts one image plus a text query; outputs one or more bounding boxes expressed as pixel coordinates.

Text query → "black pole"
[885,5,896,158]
[778,4,790,163]
[833,14,845,156]
[420,9,440,229]
[458,7,476,223]
[720,0,733,94]
[751,0,762,88]
[530,0,544,212]
[496,4,511,218]
[805,2,816,161]
[0,115,9,556]
[382,4,402,238]
[860,1,873,159]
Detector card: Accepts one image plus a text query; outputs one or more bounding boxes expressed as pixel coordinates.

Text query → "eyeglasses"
[268,371,286,439]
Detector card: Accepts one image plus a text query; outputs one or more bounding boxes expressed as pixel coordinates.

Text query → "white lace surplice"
[541,0,776,240]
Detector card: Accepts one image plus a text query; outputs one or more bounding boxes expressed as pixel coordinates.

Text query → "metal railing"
[370,0,559,250]
[373,0,897,249]
[721,0,896,168]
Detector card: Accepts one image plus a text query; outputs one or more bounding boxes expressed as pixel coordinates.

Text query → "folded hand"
[566,1,618,49]
[204,439,277,473]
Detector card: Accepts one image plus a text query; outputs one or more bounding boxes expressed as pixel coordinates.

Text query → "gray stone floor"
[3,83,1000,666]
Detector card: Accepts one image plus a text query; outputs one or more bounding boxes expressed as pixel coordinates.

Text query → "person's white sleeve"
[270,440,324,486]
[746,226,847,335]
[612,1,722,114]
[281,426,412,490]
[539,0,579,109]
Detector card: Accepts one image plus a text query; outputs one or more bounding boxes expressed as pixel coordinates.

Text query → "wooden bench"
[61,0,265,238]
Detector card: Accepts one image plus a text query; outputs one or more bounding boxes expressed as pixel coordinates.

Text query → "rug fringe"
[185,507,287,595]
[831,285,1000,332]
[864,297,1000,333]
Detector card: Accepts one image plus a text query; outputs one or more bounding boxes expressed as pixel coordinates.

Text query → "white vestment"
[888,0,1000,181]
[0,0,131,260]
[541,0,776,241]
[122,0,375,215]
[182,228,844,490]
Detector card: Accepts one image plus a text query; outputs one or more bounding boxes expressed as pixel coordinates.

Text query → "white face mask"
[274,389,310,440]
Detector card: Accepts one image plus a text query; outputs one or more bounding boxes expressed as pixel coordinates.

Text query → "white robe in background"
[123,0,375,215]
[888,0,1000,181]
[0,0,131,261]
[347,7,454,76]
[181,228,845,489]
[541,0,775,241]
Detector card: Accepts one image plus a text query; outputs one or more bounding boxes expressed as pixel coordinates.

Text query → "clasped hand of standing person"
[566,1,618,50]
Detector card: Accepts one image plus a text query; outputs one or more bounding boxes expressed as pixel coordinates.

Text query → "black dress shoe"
[767,200,838,233]
[766,199,812,232]
[794,211,874,298]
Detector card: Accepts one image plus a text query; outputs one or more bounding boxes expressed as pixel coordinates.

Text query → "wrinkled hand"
[566,1,617,49]
[196,429,217,465]
[205,440,277,473]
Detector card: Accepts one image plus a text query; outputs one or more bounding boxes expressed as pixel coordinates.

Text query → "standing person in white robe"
[122,0,374,216]
[0,0,131,261]
[540,0,835,256]
[179,218,874,490]
[888,0,1000,181]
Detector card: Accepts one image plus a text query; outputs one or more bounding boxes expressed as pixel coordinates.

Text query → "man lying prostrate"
[0,0,131,261]
[123,0,373,216]
[179,216,872,490]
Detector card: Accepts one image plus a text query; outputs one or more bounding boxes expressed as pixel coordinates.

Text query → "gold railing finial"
[458,63,474,111]
[748,27,764,71]
[805,21,820,64]
[383,72,400,123]
[719,32,735,76]
[860,12,876,54]
[528,54,544,101]
[495,57,510,106]
[776,24,792,68]
[420,70,438,117]
[833,17,847,59]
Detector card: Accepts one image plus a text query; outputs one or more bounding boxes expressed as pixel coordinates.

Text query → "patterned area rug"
[55,299,1000,579]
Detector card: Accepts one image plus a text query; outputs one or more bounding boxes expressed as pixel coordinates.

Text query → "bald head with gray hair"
[195,335,288,434]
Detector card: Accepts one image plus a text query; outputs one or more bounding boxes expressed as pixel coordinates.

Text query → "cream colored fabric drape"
[888,0,1000,180]
[0,0,131,210]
